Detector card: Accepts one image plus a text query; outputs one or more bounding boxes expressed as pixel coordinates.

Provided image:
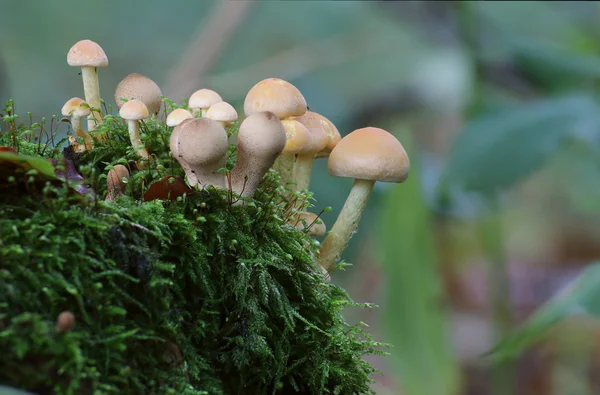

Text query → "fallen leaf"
[144,176,192,201]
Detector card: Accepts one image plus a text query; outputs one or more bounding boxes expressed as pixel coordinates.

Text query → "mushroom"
[119,99,150,159]
[114,73,162,115]
[244,78,307,119]
[105,164,130,202]
[166,108,193,127]
[292,211,326,237]
[67,39,108,131]
[318,127,410,271]
[289,111,330,192]
[278,119,313,190]
[56,311,75,333]
[229,111,286,203]
[61,97,93,150]
[172,117,229,189]
[206,101,238,128]
[188,89,222,117]
[243,78,308,186]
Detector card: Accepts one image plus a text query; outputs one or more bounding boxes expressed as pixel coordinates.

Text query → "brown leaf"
[144,176,192,202]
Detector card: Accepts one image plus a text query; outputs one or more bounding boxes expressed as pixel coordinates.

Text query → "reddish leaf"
[144,176,192,201]
[50,157,91,195]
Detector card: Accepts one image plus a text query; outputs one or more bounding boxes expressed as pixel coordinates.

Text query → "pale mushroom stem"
[71,115,93,149]
[318,178,375,271]
[201,108,209,117]
[81,66,102,131]
[292,153,315,192]
[194,168,226,190]
[273,153,295,186]
[126,120,149,159]
[230,148,272,204]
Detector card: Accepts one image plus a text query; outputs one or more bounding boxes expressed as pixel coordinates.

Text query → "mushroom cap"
[237,111,286,158]
[292,111,331,153]
[175,118,228,168]
[107,164,130,199]
[67,39,108,67]
[114,73,162,115]
[61,97,91,117]
[166,108,194,127]
[244,78,308,119]
[294,212,326,237]
[280,119,313,155]
[206,101,238,123]
[119,99,149,121]
[328,127,410,183]
[56,311,76,333]
[188,89,222,110]
[316,112,341,153]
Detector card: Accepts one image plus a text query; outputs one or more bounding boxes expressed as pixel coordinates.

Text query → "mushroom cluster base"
[0,106,384,395]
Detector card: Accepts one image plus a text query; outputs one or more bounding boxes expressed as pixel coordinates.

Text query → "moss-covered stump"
[0,104,385,395]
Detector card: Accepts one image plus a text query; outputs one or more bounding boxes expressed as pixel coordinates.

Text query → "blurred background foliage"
[4,1,600,394]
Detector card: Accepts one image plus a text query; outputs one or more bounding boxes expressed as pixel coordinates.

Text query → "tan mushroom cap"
[317,112,341,153]
[61,97,91,117]
[166,108,193,127]
[189,89,222,110]
[294,212,326,237]
[206,101,238,123]
[119,99,149,121]
[244,78,308,119]
[67,39,108,67]
[280,119,313,154]
[328,127,410,183]
[292,111,331,154]
[114,73,162,114]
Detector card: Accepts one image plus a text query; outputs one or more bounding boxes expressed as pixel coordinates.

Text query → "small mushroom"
[292,211,326,237]
[188,89,222,117]
[119,99,150,159]
[56,311,75,333]
[277,119,313,189]
[67,39,108,131]
[166,108,193,127]
[61,97,93,150]
[289,111,330,192]
[318,127,410,271]
[313,112,341,158]
[105,164,130,202]
[244,78,307,119]
[172,118,228,189]
[114,73,162,115]
[206,101,238,128]
[229,111,286,203]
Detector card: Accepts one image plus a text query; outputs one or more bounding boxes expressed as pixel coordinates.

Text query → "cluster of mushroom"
[168,78,411,278]
[62,39,411,280]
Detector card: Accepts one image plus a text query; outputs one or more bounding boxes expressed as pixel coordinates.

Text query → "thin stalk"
[480,195,515,395]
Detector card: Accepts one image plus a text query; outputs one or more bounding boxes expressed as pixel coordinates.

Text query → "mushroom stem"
[292,153,314,192]
[273,153,295,186]
[193,166,226,189]
[318,178,375,271]
[71,115,93,149]
[126,120,149,159]
[80,66,102,131]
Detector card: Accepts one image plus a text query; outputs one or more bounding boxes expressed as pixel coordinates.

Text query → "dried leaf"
[144,176,192,201]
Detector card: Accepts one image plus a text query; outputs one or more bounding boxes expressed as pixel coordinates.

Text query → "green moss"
[0,99,387,395]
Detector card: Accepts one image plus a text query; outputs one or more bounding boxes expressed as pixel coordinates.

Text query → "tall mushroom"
[119,99,150,159]
[67,39,108,131]
[188,89,222,117]
[229,111,286,204]
[61,97,92,150]
[318,127,410,271]
[206,101,238,128]
[171,118,229,189]
[243,78,308,186]
[105,164,130,202]
[114,73,163,115]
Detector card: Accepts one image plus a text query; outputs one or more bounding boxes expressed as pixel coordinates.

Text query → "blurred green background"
[6,1,600,394]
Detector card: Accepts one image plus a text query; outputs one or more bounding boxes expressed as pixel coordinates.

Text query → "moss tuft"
[0,99,387,395]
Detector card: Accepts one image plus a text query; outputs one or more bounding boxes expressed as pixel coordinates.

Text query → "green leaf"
[377,129,461,395]
[0,151,58,180]
[443,95,600,193]
[488,262,600,363]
